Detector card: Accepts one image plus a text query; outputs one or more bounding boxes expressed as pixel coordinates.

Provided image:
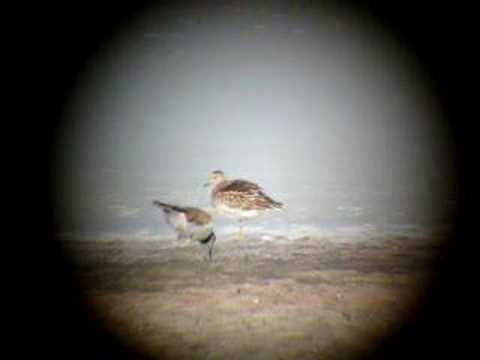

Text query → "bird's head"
[204,170,227,188]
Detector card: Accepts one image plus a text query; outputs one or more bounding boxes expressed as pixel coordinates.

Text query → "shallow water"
[54,3,456,242]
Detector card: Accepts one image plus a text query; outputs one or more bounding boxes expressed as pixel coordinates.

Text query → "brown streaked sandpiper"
[204,170,283,239]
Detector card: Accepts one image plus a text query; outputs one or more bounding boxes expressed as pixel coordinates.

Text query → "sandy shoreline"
[62,232,447,359]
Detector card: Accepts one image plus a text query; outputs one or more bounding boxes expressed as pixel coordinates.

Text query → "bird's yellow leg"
[237,220,245,240]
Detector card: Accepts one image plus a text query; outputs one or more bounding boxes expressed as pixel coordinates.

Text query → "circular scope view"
[49,2,459,360]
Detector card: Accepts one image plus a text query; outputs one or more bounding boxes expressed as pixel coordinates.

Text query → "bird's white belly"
[189,225,213,242]
[215,203,260,218]
[165,212,187,229]
[165,212,211,239]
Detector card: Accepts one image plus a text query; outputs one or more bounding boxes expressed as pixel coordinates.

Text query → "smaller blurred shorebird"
[153,201,216,261]
[204,170,283,239]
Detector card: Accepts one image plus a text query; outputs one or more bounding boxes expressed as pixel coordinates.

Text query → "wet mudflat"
[64,232,445,360]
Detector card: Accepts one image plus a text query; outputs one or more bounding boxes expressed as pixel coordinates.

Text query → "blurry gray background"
[53,3,456,240]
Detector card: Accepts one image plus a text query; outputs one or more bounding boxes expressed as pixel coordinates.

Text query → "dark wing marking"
[152,201,186,213]
[220,179,263,193]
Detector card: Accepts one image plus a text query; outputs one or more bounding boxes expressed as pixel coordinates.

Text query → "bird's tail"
[272,200,284,209]
[265,195,284,210]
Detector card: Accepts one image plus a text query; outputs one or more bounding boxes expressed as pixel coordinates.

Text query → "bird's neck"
[212,179,228,194]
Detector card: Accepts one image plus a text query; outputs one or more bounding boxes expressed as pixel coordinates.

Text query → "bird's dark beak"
[203,182,210,188]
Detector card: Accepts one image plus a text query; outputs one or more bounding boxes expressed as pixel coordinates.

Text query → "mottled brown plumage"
[205,171,283,239]
[213,179,283,210]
